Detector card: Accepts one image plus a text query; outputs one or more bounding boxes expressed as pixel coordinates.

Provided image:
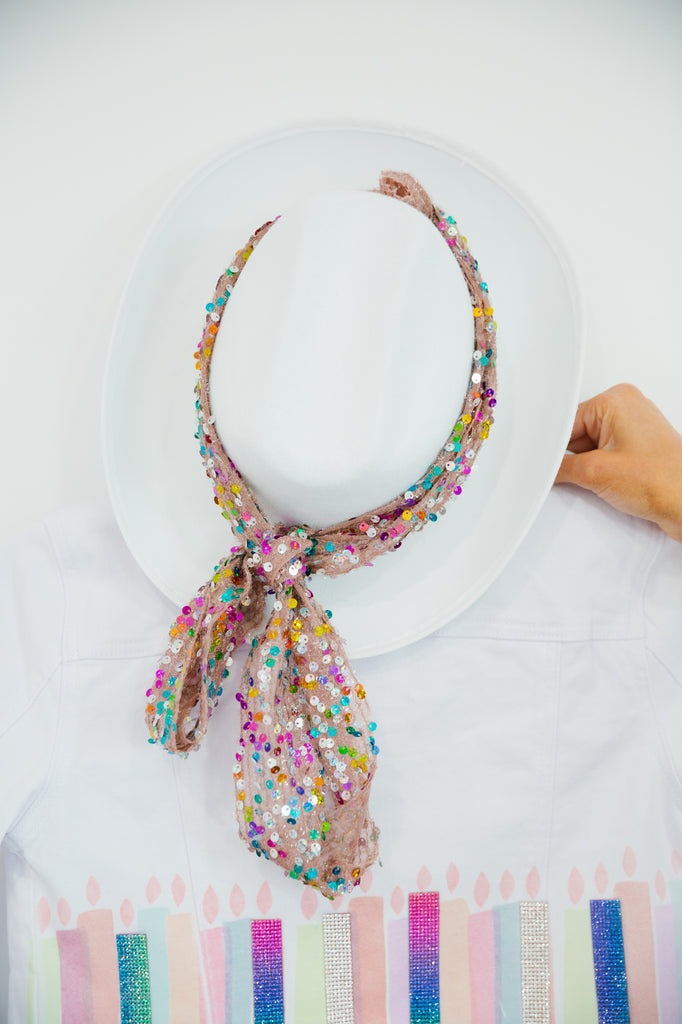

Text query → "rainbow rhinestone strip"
[252,918,285,1024]
[116,934,152,1024]
[590,900,630,1023]
[322,912,355,1023]
[520,901,551,1023]
[409,891,440,1024]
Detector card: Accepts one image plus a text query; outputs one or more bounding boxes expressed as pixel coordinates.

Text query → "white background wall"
[1,0,681,995]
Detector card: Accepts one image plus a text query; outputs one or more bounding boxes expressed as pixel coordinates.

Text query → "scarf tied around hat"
[145,171,498,898]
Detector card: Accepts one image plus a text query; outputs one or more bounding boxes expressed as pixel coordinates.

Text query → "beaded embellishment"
[145,171,498,898]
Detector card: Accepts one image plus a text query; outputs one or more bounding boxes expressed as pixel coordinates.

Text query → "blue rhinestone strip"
[116,934,152,1024]
[590,900,631,1023]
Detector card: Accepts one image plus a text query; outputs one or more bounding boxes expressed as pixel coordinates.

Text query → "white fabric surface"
[1,487,681,1021]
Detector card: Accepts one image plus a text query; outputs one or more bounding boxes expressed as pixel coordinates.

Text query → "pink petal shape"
[256,882,272,915]
[300,885,318,921]
[172,874,186,908]
[229,884,245,918]
[499,870,515,901]
[595,863,609,895]
[672,850,682,875]
[473,872,490,908]
[203,886,219,925]
[359,869,373,893]
[656,870,667,901]
[86,877,100,907]
[37,896,51,934]
[568,867,584,905]
[446,863,460,894]
[57,897,71,926]
[417,865,432,892]
[525,866,540,899]
[120,899,134,929]
[146,877,161,905]
[623,846,637,878]
[330,893,345,911]
[391,887,405,915]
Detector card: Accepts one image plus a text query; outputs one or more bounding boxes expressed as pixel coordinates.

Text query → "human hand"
[554,383,682,543]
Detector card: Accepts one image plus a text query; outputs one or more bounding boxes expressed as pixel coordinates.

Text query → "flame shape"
[673,850,682,875]
[525,866,540,899]
[417,865,432,891]
[330,892,345,911]
[499,870,515,901]
[171,874,186,908]
[120,899,134,929]
[446,863,459,894]
[473,873,490,908]
[257,881,273,915]
[623,847,637,878]
[37,897,51,934]
[594,863,608,894]
[391,887,405,915]
[203,886,219,925]
[57,897,71,926]
[86,877,100,907]
[568,867,584,905]
[146,877,161,904]
[229,884,245,918]
[656,870,667,901]
[301,885,318,921]
[359,869,373,893]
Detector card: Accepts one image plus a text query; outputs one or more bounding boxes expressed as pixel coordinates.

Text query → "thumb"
[554,450,604,492]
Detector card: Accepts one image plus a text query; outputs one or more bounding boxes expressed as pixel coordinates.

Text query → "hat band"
[145,171,498,898]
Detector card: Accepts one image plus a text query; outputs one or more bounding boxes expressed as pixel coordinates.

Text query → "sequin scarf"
[145,171,498,898]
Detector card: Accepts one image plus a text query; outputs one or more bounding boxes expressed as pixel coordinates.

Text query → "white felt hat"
[102,122,583,658]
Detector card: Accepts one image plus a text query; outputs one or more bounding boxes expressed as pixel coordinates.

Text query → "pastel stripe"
[116,934,152,1024]
[201,927,226,1023]
[27,939,36,1024]
[223,925,233,1024]
[654,904,679,1023]
[348,895,387,1023]
[469,910,495,1023]
[520,901,551,1023]
[167,912,201,1023]
[388,918,410,1024]
[612,881,658,1022]
[668,879,682,1013]
[77,909,120,1024]
[37,937,61,1024]
[293,924,326,1024]
[563,910,598,1024]
[493,903,521,1023]
[440,899,471,1023]
[137,908,170,1022]
[590,900,630,1023]
[252,919,284,1024]
[57,928,94,1024]
[322,913,354,1023]
[409,891,439,1024]
[224,919,253,1024]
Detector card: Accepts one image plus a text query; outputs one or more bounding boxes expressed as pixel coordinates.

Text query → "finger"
[567,395,611,447]
[565,433,597,455]
[554,450,603,489]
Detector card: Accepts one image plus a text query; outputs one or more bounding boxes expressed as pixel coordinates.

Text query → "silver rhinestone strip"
[520,901,551,1023]
[322,912,355,1024]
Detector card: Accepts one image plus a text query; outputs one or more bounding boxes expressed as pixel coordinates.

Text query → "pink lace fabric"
[145,172,498,898]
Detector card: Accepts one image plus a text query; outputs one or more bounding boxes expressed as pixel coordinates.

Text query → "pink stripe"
[201,927,226,1023]
[76,910,120,1024]
[654,905,679,1024]
[468,910,495,1024]
[613,881,659,1023]
[387,918,409,1024]
[167,913,201,1023]
[348,896,387,1024]
[440,899,471,1023]
[57,929,94,1024]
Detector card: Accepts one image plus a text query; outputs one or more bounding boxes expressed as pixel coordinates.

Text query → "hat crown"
[209,189,474,528]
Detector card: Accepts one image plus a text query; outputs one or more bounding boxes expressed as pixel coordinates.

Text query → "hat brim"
[102,121,583,658]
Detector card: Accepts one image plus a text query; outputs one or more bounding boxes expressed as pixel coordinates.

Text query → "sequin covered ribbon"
[145,172,498,898]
